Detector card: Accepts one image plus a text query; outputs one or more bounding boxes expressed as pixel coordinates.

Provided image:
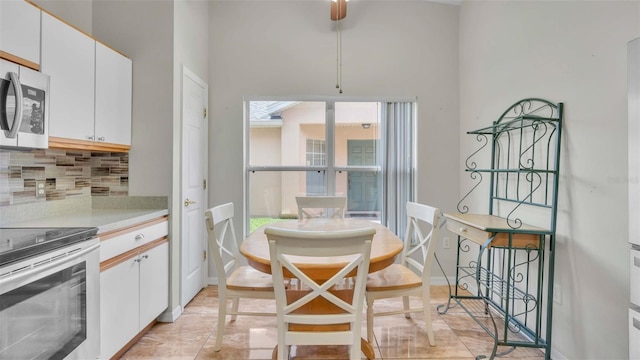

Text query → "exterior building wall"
[251,101,380,216]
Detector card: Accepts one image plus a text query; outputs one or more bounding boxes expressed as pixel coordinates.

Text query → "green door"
[347,140,379,213]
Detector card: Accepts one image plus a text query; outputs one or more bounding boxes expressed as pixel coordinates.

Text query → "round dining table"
[240,218,404,280]
[239,218,404,360]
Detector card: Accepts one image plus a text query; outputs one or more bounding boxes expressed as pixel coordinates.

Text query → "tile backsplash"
[0,148,129,206]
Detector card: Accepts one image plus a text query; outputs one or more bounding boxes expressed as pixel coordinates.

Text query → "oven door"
[0,240,100,360]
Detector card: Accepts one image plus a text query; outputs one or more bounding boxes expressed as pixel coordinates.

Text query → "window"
[245,99,415,235]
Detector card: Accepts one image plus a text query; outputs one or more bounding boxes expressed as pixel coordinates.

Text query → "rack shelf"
[439,98,562,360]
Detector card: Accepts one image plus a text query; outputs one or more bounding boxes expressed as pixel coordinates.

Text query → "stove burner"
[0,227,99,267]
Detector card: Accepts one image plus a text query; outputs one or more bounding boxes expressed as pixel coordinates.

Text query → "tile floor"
[120,285,546,359]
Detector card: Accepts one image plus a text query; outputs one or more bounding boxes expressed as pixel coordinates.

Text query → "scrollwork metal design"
[505,171,543,229]
[518,121,549,170]
[508,247,540,286]
[466,134,489,170]
[507,293,538,333]
[458,238,472,253]
[457,171,483,214]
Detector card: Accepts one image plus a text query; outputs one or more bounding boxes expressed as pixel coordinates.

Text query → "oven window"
[0,262,87,360]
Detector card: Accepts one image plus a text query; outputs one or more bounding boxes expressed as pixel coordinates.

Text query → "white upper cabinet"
[0,0,41,68]
[95,42,132,146]
[41,11,95,142]
[41,11,132,151]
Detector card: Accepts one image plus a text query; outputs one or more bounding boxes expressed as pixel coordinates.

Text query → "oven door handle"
[3,72,24,139]
[1,242,99,285]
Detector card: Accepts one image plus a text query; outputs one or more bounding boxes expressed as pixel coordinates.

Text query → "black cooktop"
[0,227,99,267]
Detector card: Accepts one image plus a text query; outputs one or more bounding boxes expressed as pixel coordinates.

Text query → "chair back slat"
[401,202,444,279]
[205,202,241,287]
[296,196,347,219]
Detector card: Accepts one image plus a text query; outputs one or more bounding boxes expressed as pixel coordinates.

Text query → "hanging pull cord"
[335,2,343,94]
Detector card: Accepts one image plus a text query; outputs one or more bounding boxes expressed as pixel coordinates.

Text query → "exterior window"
[245,100,414,235]
[306,139,325,166]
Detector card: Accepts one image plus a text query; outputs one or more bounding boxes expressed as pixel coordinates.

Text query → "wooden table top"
[240,218,404,280]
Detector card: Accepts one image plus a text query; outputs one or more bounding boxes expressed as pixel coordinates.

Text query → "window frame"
[243,96,417,237]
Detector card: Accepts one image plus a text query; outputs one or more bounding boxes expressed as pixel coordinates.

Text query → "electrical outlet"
[553,283,562,304]
[443,237,451,249]
[35,180,46,199]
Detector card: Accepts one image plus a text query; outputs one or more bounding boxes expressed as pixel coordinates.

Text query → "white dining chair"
[295,195,347,219]
[365,201,443,346]
[265,226,375,360]
[205,202,276,352]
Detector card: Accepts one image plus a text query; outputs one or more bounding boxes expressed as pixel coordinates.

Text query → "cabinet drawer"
[446,218,540,249]
[99,216,168,262]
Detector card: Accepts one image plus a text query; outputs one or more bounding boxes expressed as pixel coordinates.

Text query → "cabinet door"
[139,242,169,328]
[0,0,40,67]
[41,12,95,141]
[100,258,140,360]
[95,42,132,145]
[631,308,640,360]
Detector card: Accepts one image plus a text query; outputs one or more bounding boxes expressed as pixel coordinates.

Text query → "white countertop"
[5,208,169,234]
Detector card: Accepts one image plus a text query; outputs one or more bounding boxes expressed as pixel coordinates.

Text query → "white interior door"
[181,67,208,307]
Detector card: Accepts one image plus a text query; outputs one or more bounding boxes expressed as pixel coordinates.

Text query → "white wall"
[459,1,640,358]
[31,0,93,35]
[208,0,461,275]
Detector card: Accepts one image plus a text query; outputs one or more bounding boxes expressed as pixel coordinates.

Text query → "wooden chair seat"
[366,264,422,291]
[227,266,275,291]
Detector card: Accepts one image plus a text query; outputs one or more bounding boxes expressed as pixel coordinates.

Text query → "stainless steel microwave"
[0,59,50,149]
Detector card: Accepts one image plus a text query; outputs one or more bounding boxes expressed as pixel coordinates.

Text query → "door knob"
[184,198,197,207]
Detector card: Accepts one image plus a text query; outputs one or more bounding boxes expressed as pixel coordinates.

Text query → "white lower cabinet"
[100,255,140,359]
[139,243,170,327]
[99,217,169,359]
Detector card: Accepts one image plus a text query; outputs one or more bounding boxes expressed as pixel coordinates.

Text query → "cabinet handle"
[635,256,640,268]
[88,135,95,140]
[459,227,467,233]
[98,136,105,141]
[135,234,145,241]
[142,254,149,260]
[634,317,640,330]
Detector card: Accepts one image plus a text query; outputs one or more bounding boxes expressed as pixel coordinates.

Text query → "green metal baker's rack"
[439,98,562,360]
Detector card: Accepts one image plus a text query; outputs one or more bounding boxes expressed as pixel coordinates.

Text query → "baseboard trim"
[157,305,182,323]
